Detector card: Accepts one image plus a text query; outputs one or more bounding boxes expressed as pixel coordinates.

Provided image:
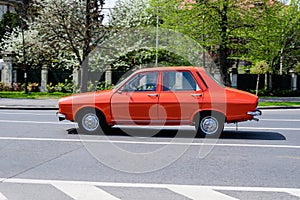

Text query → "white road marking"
[53,183,120,200]
[287,189,300,198]
[0,136,299,149]
[2,178,300,198]
[0,193,7,200]
[167,185,238,200]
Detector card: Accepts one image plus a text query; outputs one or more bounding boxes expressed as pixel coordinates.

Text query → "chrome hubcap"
[200,117,218,135]
[82,113,99,132]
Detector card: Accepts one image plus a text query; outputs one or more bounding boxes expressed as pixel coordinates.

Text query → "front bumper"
[56,112,66,121]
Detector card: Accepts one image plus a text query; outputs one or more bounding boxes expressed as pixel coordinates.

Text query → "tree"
[111,48,192,72]
[28,0,108,92]
[252,60,269,95]
[107,0,201,74]
[150,0,300,85]
[244,0,300,75]
[0,11,20,44]
[150,0,261,86]
[110,0,156,28]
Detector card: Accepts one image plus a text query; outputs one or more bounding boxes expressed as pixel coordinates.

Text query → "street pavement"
[1,97,300,110]
[0,109,299,199]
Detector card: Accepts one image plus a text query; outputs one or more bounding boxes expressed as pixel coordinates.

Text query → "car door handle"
[147,94,158,97]
[191,94,202,97]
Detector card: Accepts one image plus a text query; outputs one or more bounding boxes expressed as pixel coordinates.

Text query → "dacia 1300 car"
[57,67,261,137]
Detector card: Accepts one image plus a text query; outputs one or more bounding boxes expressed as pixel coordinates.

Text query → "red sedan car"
[57,67,261,137]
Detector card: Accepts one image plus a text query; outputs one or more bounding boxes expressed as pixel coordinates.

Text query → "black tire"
[75,108,110,135]
[195,111,225,138]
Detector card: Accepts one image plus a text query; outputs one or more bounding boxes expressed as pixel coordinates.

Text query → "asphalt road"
[0,109,299,200]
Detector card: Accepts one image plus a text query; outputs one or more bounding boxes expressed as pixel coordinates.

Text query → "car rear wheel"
[76,108,110,134]
[195,111,225,138]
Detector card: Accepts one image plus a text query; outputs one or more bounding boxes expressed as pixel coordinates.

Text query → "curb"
[258,106,300,110]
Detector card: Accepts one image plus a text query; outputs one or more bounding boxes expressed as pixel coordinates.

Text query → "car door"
[111,71,159,125]
[158,70,203,125]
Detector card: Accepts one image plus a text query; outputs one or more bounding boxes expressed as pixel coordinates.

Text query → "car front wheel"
[196,111,225,138]
[76,108,110,134]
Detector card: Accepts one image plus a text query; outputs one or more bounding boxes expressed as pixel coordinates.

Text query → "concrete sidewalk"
[0,98,58,110]
[259,97,300,102]
[0,97,300,110]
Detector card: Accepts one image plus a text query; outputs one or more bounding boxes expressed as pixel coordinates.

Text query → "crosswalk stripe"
[0,193,7,200]
[287,189,300,198]
[167,186,238,200]
[3,178,300,199]
[52,183,121,200]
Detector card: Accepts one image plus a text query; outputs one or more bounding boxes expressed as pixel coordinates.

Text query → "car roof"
[136,66,204,73]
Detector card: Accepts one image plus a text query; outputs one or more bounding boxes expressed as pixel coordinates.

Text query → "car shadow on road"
[221,130,286,140]
[67,127,286,141]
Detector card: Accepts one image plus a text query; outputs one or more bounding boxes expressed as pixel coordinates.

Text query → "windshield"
[113,70,136,91]
[204,68,226,88]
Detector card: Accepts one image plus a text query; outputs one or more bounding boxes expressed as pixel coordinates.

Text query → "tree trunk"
[81,58,89,93]
[80,0,92,93]
[256,74,260,96]
[218,46,231,86]
[217,2,231,87]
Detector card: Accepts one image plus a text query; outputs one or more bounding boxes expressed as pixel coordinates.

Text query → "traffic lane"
[225,109,300,128]
[1,109,300,125]
[0,109,299,126]
[0,120,296,146]
[3,136,298,189]
[0,139,83,179]
[0,109,300,146]
[0,110,58,122]
[0,110,300,151]
[0,110,299,188]
[260,109,300,119]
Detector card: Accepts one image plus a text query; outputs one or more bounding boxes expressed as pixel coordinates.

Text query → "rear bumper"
[247,109,262,116]
[247,109,262,121]
[56,112,66,121]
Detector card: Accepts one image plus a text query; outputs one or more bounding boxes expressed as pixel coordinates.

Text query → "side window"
[121,72,158,92]
[162,71,200,91]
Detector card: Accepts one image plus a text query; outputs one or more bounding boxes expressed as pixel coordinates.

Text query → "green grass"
[258,101,300,107]
[0,91,71,99]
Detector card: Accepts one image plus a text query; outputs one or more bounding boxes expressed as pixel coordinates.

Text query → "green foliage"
[294,62,300,74]
[150,0,300,77]
[252,60,270,74]
[0,11,20,43]
[244,0,300,74]
[87,81,114,92]
[0,91,70,99]
[258,101,300,107]
[47,80,74,93]
[27,83,40,92]
[110,0,156,28]
[0,0,109,93]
